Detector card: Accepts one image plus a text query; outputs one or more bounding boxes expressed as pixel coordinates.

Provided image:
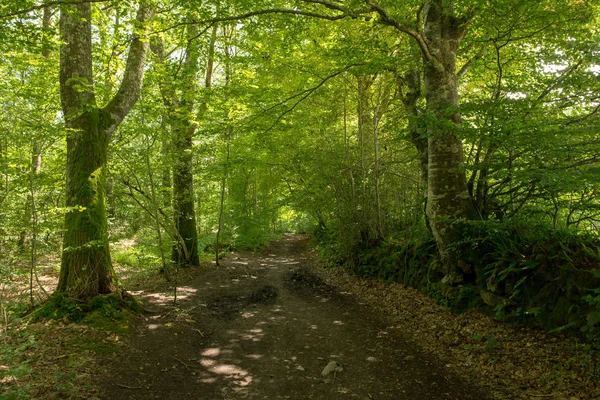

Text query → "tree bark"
[395,66,432,230]
[57,2,153,299]
[422,1,474,281]
[365,0,475,278]
[356,75,375,243]
[151,23,204,268]
[170,122,201,267]
[396,68,428,187]
[215,25,229,267]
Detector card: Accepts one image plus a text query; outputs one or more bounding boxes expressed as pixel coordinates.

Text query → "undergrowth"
[318,220,600,340]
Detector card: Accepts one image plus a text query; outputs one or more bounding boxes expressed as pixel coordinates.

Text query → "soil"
[99,234,491,399]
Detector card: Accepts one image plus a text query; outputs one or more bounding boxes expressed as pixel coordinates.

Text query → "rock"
[296,365,305,372]
[321,361,343,377]
[480,290,511,307]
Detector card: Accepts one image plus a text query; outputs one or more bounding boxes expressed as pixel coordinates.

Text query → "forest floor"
[1,234,599,399]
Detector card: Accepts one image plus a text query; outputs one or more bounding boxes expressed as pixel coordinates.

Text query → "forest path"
[100,234,490,399]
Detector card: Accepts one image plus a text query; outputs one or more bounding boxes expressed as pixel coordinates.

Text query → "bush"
[455,220,600,332]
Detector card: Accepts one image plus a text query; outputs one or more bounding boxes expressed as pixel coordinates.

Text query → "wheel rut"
[100,234,490,399]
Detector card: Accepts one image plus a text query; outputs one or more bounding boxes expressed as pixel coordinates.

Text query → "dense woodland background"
[0,0,599,338]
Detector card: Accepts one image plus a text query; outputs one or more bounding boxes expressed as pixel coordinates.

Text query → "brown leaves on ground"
[0,320,119,399]
[311,260,599,400]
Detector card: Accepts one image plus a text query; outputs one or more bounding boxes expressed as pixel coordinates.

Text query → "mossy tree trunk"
[171,122,200,266]
[368,0,475,280]
[395,66,431,229]
[422,1,474,280]
[58,110,116,297]
[396,67,428,189]
[57,2,153,300]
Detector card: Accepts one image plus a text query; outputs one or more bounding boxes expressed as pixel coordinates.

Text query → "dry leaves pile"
[311,261,599,400]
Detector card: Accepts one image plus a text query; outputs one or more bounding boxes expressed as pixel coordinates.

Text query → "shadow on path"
[100,234,491,400]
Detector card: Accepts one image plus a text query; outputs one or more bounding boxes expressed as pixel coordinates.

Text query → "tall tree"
[57,2,154,299]
[351,1,475,280]
[151,20,204,267]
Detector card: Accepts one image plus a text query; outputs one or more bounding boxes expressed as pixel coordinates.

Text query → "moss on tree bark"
[57,2,153,300]
[57,110,118,298]
[171,124,200,267]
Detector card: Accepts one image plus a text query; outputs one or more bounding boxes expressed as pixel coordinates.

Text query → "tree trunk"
[373,79,391,240]
[396,68,428,187]
[57,2,153,299]
[356,75,372,243]
[422,1,474,282]
[151,23,203,268]
[171,123,200,267]
[171,23,202,268]
[399,67,431,231]
[57,111,117,297]
[215,26,230,266]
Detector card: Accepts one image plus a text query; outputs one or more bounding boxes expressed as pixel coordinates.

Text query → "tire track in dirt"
[100,234,490,399]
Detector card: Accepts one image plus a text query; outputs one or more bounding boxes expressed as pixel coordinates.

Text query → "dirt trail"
[101,234,490,399]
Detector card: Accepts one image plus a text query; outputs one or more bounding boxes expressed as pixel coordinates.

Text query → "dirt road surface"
[100,234,490,399]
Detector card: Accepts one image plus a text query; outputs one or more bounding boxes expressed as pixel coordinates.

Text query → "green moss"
[32,293,87,322]
[66,336,117,355]
[32,292,141,334]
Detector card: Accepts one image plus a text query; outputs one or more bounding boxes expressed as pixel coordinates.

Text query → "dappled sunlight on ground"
[137,292,173,307]
[101,234,491,400]
[175,286,197,298]
[191,325,273,392]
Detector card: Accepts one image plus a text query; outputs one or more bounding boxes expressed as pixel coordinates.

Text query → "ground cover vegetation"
[0,0,599,397]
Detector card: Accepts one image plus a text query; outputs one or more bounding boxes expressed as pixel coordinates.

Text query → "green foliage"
[462,222,600,333]
[0,0,599,361]
[112,242,161,269]
[324,218,600,336]
[581,289,600,341]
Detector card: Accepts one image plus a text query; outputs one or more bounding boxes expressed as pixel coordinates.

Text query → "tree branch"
[103,2,155,138]
[565,103,600,126]
[0,0,110,19]
[152,7,349,34]
[302,0,346,13]
[250,64,361,134]
[364,0,436,66]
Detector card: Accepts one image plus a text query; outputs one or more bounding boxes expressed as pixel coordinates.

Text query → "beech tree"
[151,28,203,268]
[151,13,219,267]
[57,1,154,299]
